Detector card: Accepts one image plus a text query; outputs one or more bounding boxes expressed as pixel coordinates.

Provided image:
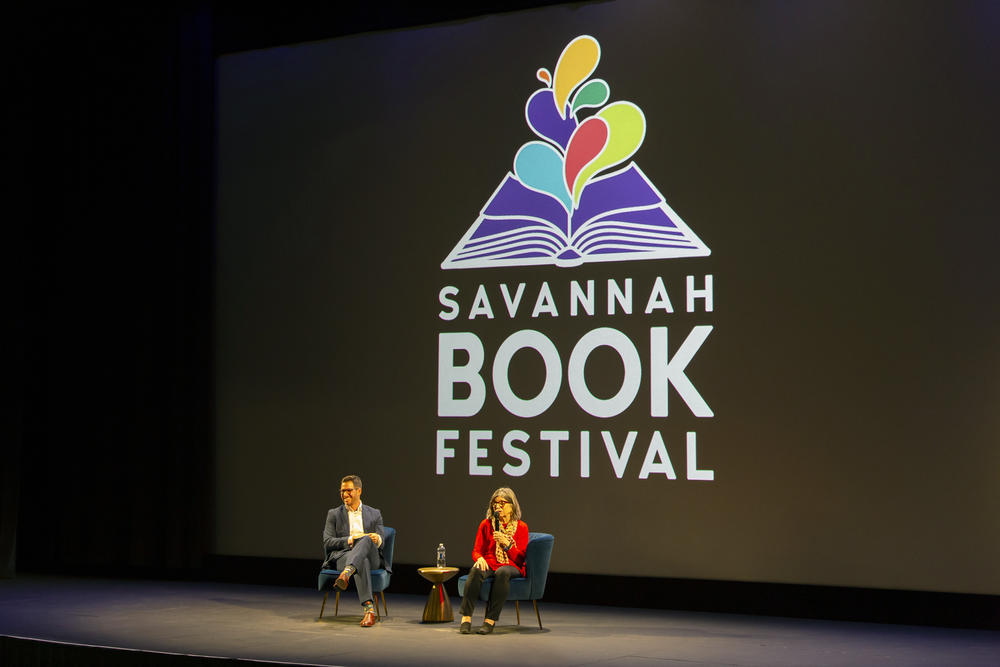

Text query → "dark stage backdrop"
[15,5,215,575]
[213,0,999,595]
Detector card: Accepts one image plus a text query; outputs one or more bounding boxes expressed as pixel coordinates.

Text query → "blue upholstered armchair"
[457,531,554,629]
[317,526,395,619]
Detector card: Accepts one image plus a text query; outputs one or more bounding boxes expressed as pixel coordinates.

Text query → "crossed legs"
[335,536,381,608]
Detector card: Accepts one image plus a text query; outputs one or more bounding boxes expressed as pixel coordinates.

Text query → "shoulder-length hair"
[484,487,522,524]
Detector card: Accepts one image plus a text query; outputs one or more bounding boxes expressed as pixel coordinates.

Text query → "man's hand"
[348,533,380,548]
[474,557,489,571]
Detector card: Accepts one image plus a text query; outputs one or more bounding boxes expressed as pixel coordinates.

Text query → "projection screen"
[214,0,1000,595]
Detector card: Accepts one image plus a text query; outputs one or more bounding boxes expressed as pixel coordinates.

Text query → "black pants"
[459,565,520,621]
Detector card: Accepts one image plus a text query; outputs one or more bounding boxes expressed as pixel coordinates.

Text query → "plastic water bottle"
[436,543,446,567]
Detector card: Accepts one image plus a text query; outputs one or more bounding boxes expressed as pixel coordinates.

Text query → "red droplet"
[564,117,608,197]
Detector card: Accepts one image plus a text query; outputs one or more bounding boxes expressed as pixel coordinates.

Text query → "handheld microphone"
[493,514,499,532]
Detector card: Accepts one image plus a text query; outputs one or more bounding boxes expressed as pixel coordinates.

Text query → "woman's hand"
[494,532,511,548]
[474,557,489,571]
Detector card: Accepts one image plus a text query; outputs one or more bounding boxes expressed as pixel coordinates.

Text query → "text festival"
[434,275,716,482]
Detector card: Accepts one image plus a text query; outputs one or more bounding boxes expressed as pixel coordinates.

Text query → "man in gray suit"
[322,474,385,627]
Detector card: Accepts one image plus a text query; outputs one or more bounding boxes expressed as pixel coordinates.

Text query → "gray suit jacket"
[322,504,388,571]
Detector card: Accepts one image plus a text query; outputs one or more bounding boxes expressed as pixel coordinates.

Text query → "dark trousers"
[334,536,382,606]
[459,565,520,621]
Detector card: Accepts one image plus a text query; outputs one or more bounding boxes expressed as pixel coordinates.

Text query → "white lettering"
[686,274,713,313]
[434,429,713,481]
[438,276,712,319]
[469,430,493,475]
[608,278,632,315]
[570,279,595,316]
[437,332,486,417]
[435,430,458,474]
[500,283,526,318]
[492,330,562,418]
[540,430,569,477]
[532,281,559,318]
[502,430,531,477]
[686,431,714,480]
[650,326,714,417]
[438,286,460,321]
[468,285,495,319]
[638,431,677,479]
[568,328,642,418]
[644,276,674,314]
[602,430,637,479]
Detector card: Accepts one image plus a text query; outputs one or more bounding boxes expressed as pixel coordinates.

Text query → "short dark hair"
[340,475,362,489]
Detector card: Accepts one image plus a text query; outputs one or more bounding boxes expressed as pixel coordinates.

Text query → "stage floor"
[1,575,998,666]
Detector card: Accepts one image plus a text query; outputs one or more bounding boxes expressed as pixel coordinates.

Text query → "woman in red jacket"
[458,487,530,634]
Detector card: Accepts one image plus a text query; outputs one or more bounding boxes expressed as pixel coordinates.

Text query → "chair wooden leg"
[533,600,542,629]
[324,587,389,621]
[515,600,521,625]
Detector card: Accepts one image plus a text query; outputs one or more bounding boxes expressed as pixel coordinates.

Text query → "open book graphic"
[442,35,710,270]
[442,163,709,268]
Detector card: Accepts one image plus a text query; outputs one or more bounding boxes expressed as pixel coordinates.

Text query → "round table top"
[417,566,459,582]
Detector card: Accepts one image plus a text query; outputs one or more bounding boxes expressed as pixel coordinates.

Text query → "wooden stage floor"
[1,575,998,666]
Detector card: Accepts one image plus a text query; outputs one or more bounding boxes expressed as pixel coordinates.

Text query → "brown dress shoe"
[334,571,351,591]
[360,610,376,627]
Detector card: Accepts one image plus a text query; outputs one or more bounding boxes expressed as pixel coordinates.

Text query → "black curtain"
[9,1,564,578]
[14,5,214,574]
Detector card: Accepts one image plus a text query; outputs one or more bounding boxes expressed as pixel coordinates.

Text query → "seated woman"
[458,487,529,634]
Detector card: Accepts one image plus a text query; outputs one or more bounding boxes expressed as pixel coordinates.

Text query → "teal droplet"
[514,141,572,212]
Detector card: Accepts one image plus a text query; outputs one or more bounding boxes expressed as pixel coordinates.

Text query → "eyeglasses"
[341,488,357,495]
[492,499,511,506]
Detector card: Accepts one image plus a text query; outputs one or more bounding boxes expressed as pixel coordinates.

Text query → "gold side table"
[417,566,459,622]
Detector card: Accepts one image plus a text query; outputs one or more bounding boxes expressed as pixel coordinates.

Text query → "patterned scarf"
[493,518,518,565]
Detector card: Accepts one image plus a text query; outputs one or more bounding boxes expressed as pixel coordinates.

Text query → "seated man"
[322,474,385,627]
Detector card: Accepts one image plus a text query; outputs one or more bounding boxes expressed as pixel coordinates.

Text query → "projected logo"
[442,35,710,270]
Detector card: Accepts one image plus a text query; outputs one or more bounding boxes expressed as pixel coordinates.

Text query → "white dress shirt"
[347,503,381,546]
[348,503,364,537]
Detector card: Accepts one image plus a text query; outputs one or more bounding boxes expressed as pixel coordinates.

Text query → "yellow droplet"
[553,36,600,120]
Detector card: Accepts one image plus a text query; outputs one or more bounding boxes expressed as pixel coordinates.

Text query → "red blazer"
[471,518,529,576]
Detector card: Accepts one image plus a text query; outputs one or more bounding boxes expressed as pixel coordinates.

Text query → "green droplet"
[571,79,610,115]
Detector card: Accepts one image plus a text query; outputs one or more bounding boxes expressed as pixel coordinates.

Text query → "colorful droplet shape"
[553,35,601,120]
[514,141,573,211]
[564,117,609,200]
[571,79,610,115]
[525,88,577,150]
[571,101,646,206]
